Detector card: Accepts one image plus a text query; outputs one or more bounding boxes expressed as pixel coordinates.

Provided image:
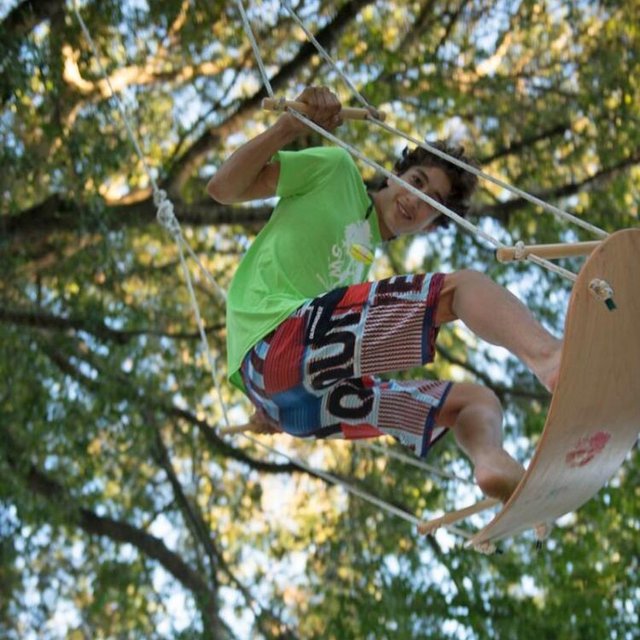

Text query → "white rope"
[74,6,223,384]
[514,241,527,261]
[243,433,425,529]
[235,0,274,98]
[281,0,609,241]
[74,2,159,194]
[238,431,473,539]
[153,194,222,387]
[281,0,373,111]
[525,253,577,283]
[183,243,228,302]
[156,192,227,300]
[357,440,476,486]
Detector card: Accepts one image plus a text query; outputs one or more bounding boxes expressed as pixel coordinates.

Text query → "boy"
[208,86,561,502]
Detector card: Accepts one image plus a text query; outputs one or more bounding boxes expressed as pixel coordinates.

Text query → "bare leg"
[438,383,524,502]
[436,270,562,391]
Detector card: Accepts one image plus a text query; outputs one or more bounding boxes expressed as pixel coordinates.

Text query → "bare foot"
[474,449,525,503]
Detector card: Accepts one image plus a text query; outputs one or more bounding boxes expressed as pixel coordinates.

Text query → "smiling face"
[373,165,452,240]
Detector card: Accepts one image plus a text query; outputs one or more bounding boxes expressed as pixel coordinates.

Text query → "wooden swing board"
[469,228,640,548]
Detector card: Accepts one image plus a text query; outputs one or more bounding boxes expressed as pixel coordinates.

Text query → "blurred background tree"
[1,0,638,638]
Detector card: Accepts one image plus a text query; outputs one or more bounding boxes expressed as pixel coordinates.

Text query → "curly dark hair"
[383,142,479,229]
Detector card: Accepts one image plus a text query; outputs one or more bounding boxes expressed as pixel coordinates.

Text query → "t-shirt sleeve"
[274,146,350,198]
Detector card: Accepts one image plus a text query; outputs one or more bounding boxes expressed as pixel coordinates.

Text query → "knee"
[467,385,502,422]
[449,268,492,292]
[438,383,502,427]
[437,270,491,324]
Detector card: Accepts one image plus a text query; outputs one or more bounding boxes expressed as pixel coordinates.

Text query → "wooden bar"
[496,241,601,263]
[417,497,499,535]
[261,97,386,121]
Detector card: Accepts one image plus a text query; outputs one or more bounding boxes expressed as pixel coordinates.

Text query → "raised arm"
[207,87,343,204]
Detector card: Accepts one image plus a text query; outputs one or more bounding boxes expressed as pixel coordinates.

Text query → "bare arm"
[206,116,297,204]
[207,87,343,204]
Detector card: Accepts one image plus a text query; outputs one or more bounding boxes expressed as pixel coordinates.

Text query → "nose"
[414,195,435,216]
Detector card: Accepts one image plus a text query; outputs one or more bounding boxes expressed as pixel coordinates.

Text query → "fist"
[286,86,343,133]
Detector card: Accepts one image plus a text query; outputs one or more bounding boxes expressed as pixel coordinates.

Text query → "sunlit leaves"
[1,0,639,637]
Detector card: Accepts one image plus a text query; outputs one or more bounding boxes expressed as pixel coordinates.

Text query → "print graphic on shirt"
[316,219,373,291]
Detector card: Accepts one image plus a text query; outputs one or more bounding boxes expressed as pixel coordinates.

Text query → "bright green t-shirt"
[226,146,382,391]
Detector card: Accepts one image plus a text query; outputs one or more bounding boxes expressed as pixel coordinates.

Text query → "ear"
[380,171,401,190]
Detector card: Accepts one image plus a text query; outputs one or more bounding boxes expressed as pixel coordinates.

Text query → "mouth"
[398,201,413,223]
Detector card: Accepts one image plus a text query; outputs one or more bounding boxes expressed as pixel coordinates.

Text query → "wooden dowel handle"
[496,241,601,263]
[219,423,253,435]
[219,422,282,436]
[261,97,386,121]
[418,498,499,535]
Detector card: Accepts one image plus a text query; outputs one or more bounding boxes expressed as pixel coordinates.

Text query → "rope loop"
[589,278,617,310]
[514,241,527,261]
[154,189,181,239]
[589,278,613,300]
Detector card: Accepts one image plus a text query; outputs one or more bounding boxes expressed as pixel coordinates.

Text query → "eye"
[412,175,423,186]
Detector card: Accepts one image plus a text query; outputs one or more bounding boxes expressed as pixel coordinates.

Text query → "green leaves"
[1,0,639,637]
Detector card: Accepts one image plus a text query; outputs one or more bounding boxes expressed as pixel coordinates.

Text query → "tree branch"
[152,421,223,577]
[2,432,225,636]
[165,0,377,192]
[477,152,640,222]
[435,344,549,402]
[0,0,64,40]
[479,121,571,164]
[152,423,300,640]
[62,46,231,101]
[39,341,302,477]
[0,306,221,343]
[3,194,269,247]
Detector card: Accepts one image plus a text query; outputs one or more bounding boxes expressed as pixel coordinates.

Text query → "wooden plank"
[470,228,640,547]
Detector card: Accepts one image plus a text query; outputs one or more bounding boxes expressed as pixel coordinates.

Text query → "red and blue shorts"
[240,273,452,458]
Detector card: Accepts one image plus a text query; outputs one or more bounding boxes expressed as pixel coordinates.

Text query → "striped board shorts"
[240,273,452,458]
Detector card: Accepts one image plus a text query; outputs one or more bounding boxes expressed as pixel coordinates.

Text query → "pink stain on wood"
[565,431,612,468]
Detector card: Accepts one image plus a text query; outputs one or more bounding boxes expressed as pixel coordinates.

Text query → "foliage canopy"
[1,0,638,638]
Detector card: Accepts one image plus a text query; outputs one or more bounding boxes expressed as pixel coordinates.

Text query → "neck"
[371,190,393,241]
